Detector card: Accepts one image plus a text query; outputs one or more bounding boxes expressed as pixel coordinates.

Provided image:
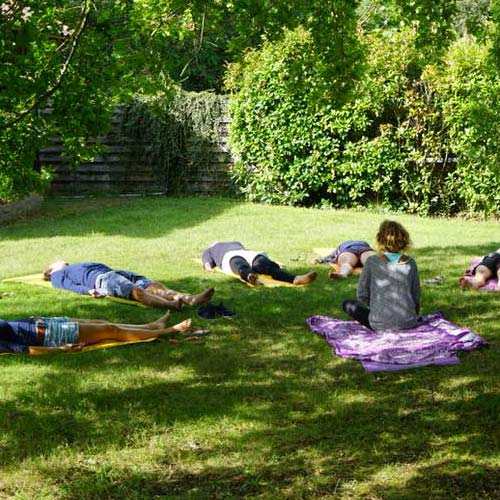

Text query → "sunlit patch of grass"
[0,196,498,498]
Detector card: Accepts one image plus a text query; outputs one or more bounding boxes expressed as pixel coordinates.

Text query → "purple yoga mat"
[307,312,487,372]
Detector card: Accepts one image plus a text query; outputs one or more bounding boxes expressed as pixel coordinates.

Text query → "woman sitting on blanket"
[202,241,317,286]
[342,220,420,331]
[459,248,500,291]
[313,241,376,280]
[0,312,191,354]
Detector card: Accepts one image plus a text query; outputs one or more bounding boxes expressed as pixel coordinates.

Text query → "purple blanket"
[461,257,499,291]
[307,312,487,372]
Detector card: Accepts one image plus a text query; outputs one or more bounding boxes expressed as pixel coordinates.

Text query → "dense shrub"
[227,26,500,217]
[226,27,357,205]
[425,37,500,216]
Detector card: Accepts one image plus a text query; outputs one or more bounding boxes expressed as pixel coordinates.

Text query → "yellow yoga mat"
[33,337,159,355]
[195,259,298,287]
[213,266,298,287]
[2,274,146,307]
[312,248,363,275]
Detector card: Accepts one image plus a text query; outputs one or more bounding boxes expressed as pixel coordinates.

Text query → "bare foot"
[184,287,215,306]
[170,318,192,333]
[328,271,347,280]
[148,311,171,329]
[293,271,317,285]
[458,277,472,289]
[168,298,183,311]
[247,273,263,286]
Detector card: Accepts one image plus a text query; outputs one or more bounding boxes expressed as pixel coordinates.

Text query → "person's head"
[376,220,411,253]
[43,260,69,281]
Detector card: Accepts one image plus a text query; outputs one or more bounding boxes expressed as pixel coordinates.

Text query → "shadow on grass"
[2,348,496,498]
[0,243,499,497]
[0,196,238,241]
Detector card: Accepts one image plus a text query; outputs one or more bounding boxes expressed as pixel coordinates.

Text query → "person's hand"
[60,343,84,352]
[88,289,103,298]
[204,263,214,272]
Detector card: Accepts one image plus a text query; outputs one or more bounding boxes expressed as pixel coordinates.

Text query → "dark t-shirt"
[201,242,246,269]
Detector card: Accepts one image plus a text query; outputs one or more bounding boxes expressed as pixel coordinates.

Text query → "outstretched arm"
[201,248,216,270]
[312,247,338,264]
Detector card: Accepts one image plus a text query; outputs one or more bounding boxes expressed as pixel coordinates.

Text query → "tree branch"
[1,1,91,130]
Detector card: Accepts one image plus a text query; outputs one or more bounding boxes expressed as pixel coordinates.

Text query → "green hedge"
[226,27,500,217]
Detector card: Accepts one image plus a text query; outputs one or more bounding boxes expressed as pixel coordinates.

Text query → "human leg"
[251,255,317,285]
[71,311,171,330]
[359,250,377,265]
[329,252,358,279]
[145,282,214,306]
[131,287,182,309]
[229,256,258,284]
[342,299,372,330]
[77,316,192,344]
[459,265,492,289]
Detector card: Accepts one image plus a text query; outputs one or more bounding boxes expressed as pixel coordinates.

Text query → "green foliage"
[228,22,500,217]
[119,90,227,192]
[426,37,500,215]
[1,196,500,498]
[226,24,363,205]
[0,0,197,201]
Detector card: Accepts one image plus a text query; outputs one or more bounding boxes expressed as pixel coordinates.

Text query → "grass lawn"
[0,196,499,499]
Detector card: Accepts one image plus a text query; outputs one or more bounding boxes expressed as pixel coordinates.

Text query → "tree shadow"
[0,196,238,241]
[0,241,498,497]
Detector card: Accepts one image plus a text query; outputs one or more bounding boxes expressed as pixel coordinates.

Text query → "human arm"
[356,259,372,306]
[312,247,339,264]
[0,341,28,354]
[51,273,92,295]
[411,259,421,314]
[201,248,216,270]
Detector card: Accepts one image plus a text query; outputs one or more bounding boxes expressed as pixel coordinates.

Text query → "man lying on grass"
[43,260,214,309]
[0,312,192,354]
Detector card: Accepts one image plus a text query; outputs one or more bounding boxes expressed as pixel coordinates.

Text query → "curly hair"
[376,220,411,253]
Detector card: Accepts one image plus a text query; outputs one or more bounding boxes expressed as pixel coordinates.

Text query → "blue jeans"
[95,270,153,298]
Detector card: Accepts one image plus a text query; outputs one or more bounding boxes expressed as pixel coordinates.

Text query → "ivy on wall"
[118,90,227,193]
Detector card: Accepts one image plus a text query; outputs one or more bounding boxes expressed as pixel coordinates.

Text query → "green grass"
[0,196,499,499]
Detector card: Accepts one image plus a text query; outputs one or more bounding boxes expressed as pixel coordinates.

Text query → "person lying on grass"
[0,312,192,354]
[43,261,214,310]
[312,241,376,280]
[202,241,317,286]
[342,220,421,331]
[459,248,500,291]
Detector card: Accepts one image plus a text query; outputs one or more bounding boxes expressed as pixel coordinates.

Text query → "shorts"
[94,270,153,299]
[36,317,79,347]
[473,252,500,275]
[332,241,373,263]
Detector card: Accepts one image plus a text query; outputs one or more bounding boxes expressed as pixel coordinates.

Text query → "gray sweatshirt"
[357,254,420,331]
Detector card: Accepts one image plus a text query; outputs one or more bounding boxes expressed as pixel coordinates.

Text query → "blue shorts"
[332,241,373,263]
[36,317,79,347]
[94,270,153,299]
